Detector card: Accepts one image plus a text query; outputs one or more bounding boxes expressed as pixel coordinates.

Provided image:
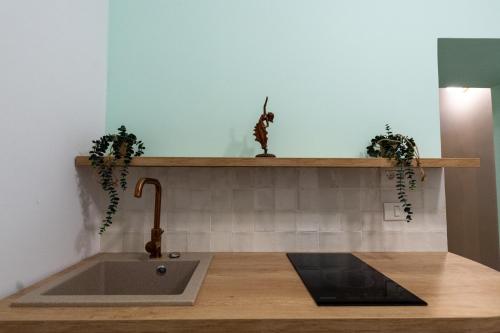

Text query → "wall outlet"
[383,203,405,221]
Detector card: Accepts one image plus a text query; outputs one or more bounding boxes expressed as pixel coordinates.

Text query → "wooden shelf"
[74,156,480,168]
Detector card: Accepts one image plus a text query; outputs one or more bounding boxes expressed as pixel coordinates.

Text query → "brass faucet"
[134,177,164,258]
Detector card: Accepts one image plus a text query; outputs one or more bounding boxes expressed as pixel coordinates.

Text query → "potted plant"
[366,124,425,222]
[89,125,145,234]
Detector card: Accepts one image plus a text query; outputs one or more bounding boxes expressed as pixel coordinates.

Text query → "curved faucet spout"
[134,177,163,258]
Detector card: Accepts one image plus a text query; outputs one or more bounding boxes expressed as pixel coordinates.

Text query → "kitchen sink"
[12,253,212,307]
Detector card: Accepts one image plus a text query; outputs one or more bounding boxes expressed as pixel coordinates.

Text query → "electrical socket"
[383,203,405,221]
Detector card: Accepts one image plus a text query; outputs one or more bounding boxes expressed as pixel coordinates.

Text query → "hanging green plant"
[366,124,425,222]
[89,125,145,234]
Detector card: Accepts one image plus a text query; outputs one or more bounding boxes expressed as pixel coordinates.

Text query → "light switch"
[383,203,405,221]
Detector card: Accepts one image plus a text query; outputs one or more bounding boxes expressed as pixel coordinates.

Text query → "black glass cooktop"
[287,253,427,306]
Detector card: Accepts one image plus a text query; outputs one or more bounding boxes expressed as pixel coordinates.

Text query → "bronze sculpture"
[253,96,275,157]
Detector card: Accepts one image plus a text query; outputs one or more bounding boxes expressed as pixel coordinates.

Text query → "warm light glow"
[442,88,490,115]
[445,87,469,93]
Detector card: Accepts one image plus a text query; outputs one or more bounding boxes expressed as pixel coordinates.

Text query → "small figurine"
[253,96,275,157]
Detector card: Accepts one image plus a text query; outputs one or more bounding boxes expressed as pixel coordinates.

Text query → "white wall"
[0,0,108,297]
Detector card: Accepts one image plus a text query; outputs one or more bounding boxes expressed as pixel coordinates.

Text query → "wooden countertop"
[1,252,500,333]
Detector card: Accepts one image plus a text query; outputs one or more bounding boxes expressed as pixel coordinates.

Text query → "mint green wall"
[438,39,500,88]
[107,0,500,157]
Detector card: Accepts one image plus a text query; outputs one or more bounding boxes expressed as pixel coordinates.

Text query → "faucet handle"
[145,240,162,258]
[145,241,155,255]
[146,228,163,258]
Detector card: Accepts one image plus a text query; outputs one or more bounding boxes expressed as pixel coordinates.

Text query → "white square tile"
[426,232,448,251]
[165,231,187,252]
[400,232,429,251]
[168,168,190,188]
[172,188,191,210]
[233,189,254,211]
[299,168,319,189]
[123,169,143,189]
[361,212,383,231]
[424,211,447,232]
[274,232,296,251]
[296,232,319,252]
[190,189,211,211]
[164,188,175,211]
[422,168,444,189]
[210,212,233,232]
[187,232,211,252]
[103,212,126,234]
[233,212,255,232]
[210,232,232,252]
[400,213,425,232]
[407,189,424,210]
[186,211,211,232]
[210,168,234,188]
[319,213,342,232]
[337,169,361,187]
[423,188,446,212]
[381,188,398,202]
[381,219,405,231]
[360,231,385,251]
[231,233,254,251]
[360,188,382,212]
[120,187,153,211]
[254,212,275,232]
[100,231,123,253]
[274,168,298,188]
[382,231,407,251]
[254,168,274,188]
[405,232,437,251]
[234,168,255,188]
[298,189,320,211]
[254,188,275,211]
[359,168,380,188]
[253,232,276,251]
[296,212,321,232]
[340,211,363,232]
[275,188,298,211]
[211,188,232,212]
[274,212,297,232]
[319,232,362,252]
[380,169,397,189]
[342,188,361,210]
[317,169,340,188]
[149,167,168,184]
[102,165,449,254]
[189,168,211,189]
[166,212,189,231]
[318,188,342,211]
[361,230,407,251]
[123,232,144,252]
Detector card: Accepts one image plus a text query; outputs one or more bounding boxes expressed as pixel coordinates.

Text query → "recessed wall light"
[445,87,469,93]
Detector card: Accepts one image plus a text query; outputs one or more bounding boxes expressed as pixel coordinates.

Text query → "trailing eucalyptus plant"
[366,124,425,222]
[89,125,145,234]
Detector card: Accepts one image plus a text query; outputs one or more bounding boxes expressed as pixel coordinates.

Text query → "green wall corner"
[492,85,500,243]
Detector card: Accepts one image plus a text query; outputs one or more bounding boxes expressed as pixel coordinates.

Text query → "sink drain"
[156,265,167,275]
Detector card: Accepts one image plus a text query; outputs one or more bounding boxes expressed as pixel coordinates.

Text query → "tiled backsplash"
[98,167,447,252]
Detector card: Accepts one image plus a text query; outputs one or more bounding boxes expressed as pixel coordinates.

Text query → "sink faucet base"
[145,228,163,258]
[134,177,164,259]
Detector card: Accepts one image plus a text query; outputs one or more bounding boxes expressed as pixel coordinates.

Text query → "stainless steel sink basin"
[12,253,212,307]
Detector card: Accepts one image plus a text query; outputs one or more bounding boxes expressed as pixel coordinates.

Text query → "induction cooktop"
[287,253,427,306]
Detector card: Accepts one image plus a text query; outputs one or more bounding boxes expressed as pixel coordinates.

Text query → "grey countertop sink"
[12,252,213,307]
